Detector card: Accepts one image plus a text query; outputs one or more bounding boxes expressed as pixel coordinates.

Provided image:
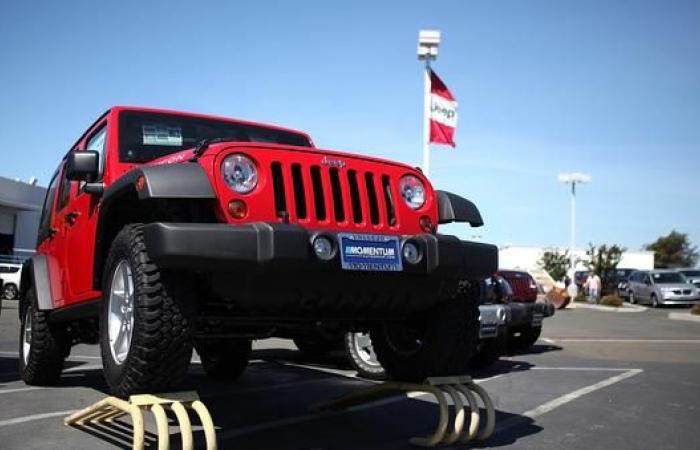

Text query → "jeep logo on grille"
[321,156,346,169]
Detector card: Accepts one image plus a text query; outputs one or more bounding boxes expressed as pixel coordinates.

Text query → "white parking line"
[0,410,76,428]
[496,368,643,432]
[0,351,102,360]
[551,339,700,343]
[0,387,45,395]
[272,360,368,380]
[531,366,634,371]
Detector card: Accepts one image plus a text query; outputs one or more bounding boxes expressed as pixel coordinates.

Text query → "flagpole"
[417,30,440,176]
[422,60,431,177]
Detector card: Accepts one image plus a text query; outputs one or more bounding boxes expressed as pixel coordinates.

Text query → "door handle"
[65,211,79,225]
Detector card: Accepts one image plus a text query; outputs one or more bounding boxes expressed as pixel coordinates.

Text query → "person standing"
[585,271,602,303]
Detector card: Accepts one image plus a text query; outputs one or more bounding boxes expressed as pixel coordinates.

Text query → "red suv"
[18,107,497,395]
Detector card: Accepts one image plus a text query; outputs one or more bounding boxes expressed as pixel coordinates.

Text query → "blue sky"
[1,0,698,251]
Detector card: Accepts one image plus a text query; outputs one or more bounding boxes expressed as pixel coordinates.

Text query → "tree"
[538,248,569,282]
[585,244,625,294]
[645,230,698,268]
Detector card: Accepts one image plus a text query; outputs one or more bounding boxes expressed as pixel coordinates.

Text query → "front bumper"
[478,304,509,339]
[141,222,498,317]
[507,301,555,328]
[660,297,699,305]
[143,222,498,278]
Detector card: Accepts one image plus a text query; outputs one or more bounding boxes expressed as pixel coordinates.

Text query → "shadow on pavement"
[0,355,105,390]
[506,343,563,357]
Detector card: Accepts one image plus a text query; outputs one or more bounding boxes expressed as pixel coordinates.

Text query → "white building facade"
[499,245,654,274]
[0,177,46,259]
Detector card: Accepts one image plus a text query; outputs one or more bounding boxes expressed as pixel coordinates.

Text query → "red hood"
[147,142,421,174]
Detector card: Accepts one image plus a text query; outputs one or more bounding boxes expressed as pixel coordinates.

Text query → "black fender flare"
[19,254,54,319]
[93,163,216,288]
[104,163,216,202]
[436,190,484,227]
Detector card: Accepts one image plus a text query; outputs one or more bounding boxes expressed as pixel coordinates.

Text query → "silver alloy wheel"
[108,260,135,365]
[22,308,32,365]
[629,291,635,304]
[352,332,381,368]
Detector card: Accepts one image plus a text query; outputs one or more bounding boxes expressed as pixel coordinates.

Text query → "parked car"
[0,262,22,300]
[469,275,512,369]
[298,276,513,379]
[18,106,497,395]
[613,268,636,299]
[677,269,700,290]
[496,270,554,351]
[627,270,699,307]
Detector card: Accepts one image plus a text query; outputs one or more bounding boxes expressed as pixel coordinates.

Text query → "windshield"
[680,270,700,277]
[652,272,687,284]
[119,111,312,162]
[614,269,634,279]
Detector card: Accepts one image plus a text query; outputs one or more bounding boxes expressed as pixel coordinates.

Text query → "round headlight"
[221,154,258,194]
[399,175,426,209]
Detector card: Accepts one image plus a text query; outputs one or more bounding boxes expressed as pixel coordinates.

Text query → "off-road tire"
[370,294,480,382]
[344,332,387,381]
[293,337,337,357]
[469,327,507,369]
[100,224,194,397]
[19,288,70,385]
[508,325,542,352]
[196,339,251,380]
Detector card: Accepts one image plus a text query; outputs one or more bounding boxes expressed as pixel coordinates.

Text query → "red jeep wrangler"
[19,107,497,396]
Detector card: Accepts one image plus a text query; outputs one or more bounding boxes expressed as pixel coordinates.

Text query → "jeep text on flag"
[429,70,458,147]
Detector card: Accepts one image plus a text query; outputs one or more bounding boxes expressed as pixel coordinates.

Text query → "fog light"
[402,241,421,265]
[228,199,247,219]
[419,215,433,233]
[313,236,334,260]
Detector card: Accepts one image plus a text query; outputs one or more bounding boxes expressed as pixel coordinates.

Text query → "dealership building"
[0,176,46,260]
[499,245,655,274]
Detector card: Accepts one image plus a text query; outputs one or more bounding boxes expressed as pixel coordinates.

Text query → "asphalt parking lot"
[1,300,699,450]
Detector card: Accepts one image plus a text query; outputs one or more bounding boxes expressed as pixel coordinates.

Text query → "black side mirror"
[66,151,99,182]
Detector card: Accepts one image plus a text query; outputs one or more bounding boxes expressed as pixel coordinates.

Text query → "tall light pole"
[417,30,440,177]
[557,172,591,284]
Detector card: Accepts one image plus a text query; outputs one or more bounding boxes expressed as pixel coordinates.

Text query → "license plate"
[479,323,499,339]
[532,312,543,327]
[479,307,501,338]
[338,233,402,272]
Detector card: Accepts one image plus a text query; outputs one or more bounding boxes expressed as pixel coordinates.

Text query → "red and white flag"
[429,70,458,147]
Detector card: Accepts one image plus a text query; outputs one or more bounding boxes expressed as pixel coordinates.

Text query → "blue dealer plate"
[338,233,403,272]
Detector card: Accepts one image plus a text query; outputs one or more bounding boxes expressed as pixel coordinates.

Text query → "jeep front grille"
[270,161,398,229]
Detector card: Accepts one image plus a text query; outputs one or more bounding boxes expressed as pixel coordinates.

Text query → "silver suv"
[627,270,699,307]
[677,269,700,290]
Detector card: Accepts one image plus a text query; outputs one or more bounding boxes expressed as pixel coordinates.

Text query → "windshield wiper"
[190,136,246,161]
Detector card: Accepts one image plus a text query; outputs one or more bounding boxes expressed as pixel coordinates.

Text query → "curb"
[572,302,647,313]
[668,312,700,323]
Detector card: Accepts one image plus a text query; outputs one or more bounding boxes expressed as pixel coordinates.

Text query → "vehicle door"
[35,167,64,307]
[57,123,108,304]
[640,274,654,303]
[629,272,642,298]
